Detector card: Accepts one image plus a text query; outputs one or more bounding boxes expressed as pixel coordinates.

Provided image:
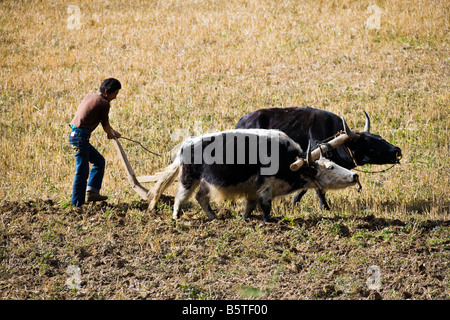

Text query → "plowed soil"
[1,199,448,300]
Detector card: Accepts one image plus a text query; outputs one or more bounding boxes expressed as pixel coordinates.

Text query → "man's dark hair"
[99,78,121,94]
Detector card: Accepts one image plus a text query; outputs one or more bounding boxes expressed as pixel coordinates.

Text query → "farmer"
[69,78,122,207]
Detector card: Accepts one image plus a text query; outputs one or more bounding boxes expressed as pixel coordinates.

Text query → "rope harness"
[345,146,398,173]
[118,136,161,157]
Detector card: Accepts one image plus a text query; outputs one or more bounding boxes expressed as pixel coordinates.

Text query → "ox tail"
[147,153,181,210]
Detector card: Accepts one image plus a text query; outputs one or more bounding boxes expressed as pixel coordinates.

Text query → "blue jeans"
[69,128,105,206]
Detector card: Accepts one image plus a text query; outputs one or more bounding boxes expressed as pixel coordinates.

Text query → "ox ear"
[306,141,313,165]
[363,111,371,133]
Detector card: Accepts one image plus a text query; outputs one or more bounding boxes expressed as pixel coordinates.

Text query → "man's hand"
[103,123,121,139]
[107,129,121,139]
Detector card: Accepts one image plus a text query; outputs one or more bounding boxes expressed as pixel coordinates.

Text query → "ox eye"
[327,165,335,170]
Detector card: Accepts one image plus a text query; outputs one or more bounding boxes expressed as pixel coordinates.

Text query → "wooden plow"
[112,137,152,201]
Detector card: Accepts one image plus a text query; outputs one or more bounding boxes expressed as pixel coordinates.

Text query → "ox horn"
[342,117,358,140]
[363,111,371,133]
[306,141,313,165]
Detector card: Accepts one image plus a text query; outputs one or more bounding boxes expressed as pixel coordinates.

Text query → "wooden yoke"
[289,117,355,171]
[113,138,149,200]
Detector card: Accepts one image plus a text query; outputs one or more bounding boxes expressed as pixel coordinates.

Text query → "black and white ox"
[147,129,359,222]
[236,107,402,209]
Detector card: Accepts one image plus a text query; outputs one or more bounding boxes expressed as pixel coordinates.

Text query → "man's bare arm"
[103,122,121,139]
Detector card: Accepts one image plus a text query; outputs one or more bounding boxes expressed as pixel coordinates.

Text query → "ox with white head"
[147,128,358,222]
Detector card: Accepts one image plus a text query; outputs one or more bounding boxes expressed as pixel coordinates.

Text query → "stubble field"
[0,0,448,300]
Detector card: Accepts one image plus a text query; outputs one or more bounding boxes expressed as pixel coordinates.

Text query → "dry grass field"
[0,0,448,300]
